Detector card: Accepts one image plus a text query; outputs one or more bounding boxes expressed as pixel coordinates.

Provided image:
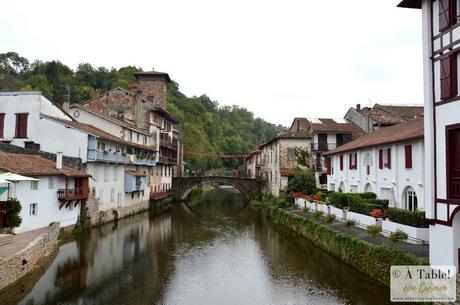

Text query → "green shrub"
[328,192,349,209]
[287,169,316,195]
[73,209,92,236]
[358,192,377,200]
[326,214,336,224]
[366,224,382,237]
[348,198,383,215]
[389,229,408,243]
[316,191,326,201]
[313,210,324,219]
[373,199,389,209]
[5,197,22,228]
[269,208,427,285]
[344,219,356,227]
[302,205,309,213]
[386,208,428,228]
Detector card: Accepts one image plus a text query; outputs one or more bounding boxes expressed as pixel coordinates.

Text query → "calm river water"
[17,188,392,305]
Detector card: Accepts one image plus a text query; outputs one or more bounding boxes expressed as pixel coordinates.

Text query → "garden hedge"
[386,208,428,228]
[269,208,427,285]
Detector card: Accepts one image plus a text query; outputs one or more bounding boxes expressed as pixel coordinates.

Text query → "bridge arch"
[172,176,262,201]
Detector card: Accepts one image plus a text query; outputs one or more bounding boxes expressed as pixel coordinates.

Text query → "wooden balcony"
[57,188,88,202]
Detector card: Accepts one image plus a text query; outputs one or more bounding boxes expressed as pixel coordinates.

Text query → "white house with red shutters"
[398,0,460,270]
[324,119,425,211]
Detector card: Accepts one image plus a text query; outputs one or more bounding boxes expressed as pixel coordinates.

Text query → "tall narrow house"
[399,0,460,270]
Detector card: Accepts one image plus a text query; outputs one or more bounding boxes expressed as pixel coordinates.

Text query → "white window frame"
[29,203,37,216]
[405,188,418,211]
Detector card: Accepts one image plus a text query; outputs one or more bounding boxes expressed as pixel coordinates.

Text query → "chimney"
[134,89,144,129]
[56,152,63,170]
[356,104,361,111]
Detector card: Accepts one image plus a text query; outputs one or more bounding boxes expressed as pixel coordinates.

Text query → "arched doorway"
[364,183,373,193]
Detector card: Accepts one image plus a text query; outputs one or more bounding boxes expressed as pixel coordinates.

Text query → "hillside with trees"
[0,52,285,170]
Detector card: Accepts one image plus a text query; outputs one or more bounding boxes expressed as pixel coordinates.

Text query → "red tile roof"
[309,118,365,138]
[358,104,423,127]
[323,118,424,156]
[0,152,90,177]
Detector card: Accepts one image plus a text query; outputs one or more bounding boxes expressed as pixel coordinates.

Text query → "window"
[117,111,124,119]
[440,54,458,101]
[48,177,54,189]
[94,164,99,181]
[137,133,140,142]
[287,148,296,162]
[104,164,109,182]
[0,113,4,138]
[349,153,357,170]
[98,190,104,204]
[379,149,383,169]
[405,188,418,211]
[111,188,115,202]
[439,0,457,32]
[326,157,332,175]
[405,145,413,169]
[143,136,147,145]
[129,131,133,141]
[385,148,391,169]
[15,113,28,138]
[447,125,460,199]
[339,155,344,171]
[29,203,37,216]
[31,181,38,190]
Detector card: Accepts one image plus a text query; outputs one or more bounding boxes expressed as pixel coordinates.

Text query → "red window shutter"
[439,0,451,31]
[379,149,383,169]
[326,157,331,175]
[19,114,28,138]
[387,148,392,169]
[405,145,413,169]
[354,153,358,169]
[0,113,4,138]
[349,153,352,169]
[441,55,458,101]
[340,155,343,171]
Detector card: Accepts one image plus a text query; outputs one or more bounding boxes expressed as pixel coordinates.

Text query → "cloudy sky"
[1,0,423,126]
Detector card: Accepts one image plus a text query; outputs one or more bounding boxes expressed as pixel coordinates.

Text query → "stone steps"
[0,234,13,246]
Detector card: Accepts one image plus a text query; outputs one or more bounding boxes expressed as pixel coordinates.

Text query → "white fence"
[294,198,428,244]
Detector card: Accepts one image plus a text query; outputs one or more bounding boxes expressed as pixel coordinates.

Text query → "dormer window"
[117,111,124,119]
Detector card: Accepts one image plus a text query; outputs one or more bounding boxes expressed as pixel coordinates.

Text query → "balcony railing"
[88,150,156,166]
[160,139,178,150]
[159,156,178,164]
[311,142,337,151]
[57,188,88,202]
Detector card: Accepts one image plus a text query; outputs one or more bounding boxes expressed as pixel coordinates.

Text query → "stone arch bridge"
[172,176,262,201]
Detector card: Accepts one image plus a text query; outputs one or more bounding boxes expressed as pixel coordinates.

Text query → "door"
[318,134,327,151]
[447,127,460,199]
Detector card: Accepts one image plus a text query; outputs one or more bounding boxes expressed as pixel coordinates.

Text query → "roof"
[245,149,261,160]
[0,152,90,177]
[397,0,421,9]
[323,118,424,156]
[259,131,311,149]
[134,71,171,83]
[70,104,150,135]
[42,114,155,152]
[358,104,423,127]
[289,118,310,132]
[308,118,365,137]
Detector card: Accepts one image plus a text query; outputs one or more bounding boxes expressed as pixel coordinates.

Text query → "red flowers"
[369,208,384,218]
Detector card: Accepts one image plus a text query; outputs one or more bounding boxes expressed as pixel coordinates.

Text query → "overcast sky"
[1,0,423,126]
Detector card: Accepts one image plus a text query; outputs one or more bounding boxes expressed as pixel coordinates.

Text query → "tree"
[21,74,53,98]
[287,169,316,195]
[5,197,22,229]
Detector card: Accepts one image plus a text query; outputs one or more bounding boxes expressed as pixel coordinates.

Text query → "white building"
[289,117,364,187]
[258,131,312,196]
[0,92,156,223]
[324,119,425,211]
[399,0,460,270]
[0,152,90,233]
[245,149,261,179]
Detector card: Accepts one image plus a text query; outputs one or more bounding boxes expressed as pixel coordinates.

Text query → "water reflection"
[17,187,392,305]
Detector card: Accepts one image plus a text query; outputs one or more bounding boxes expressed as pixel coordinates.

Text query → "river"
[16,188,392,305]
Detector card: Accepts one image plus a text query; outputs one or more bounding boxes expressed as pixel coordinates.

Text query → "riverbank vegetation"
[0,51,285,171]
[269,208,427,285]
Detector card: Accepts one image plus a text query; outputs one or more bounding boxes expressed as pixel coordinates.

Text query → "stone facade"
[137,76,167,110]
[0,222,60,290]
